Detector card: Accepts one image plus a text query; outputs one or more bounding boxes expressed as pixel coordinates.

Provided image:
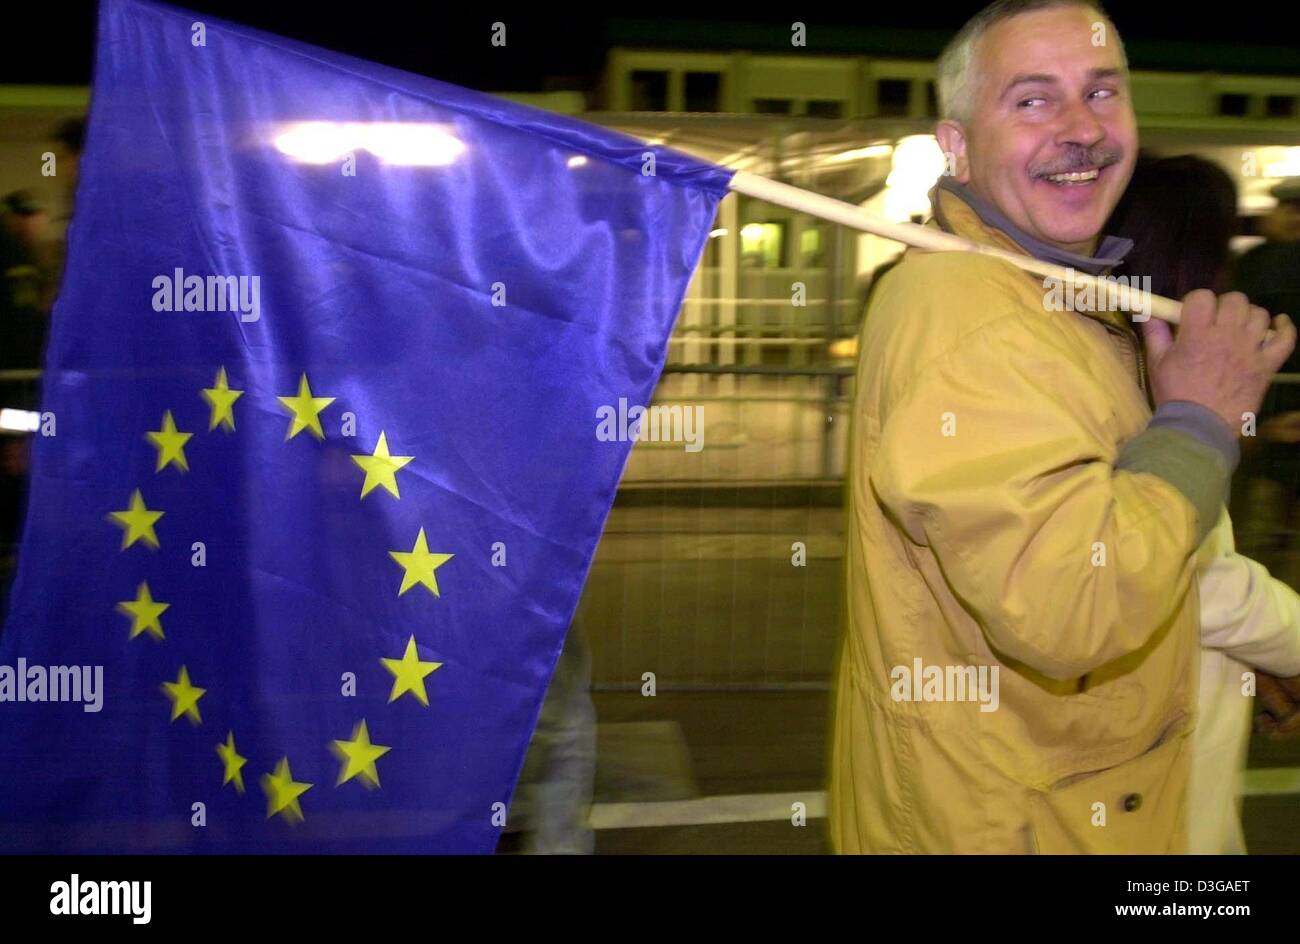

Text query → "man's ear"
[935,120,970,183]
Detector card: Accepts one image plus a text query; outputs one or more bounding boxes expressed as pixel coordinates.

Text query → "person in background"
[0,190,53,368]
[1107,154,1300,853]
[510,621,596,854]
[0,190,55,606]
[1232,179,1300,570]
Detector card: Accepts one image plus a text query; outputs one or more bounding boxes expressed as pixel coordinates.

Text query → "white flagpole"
[727,169,1181,325]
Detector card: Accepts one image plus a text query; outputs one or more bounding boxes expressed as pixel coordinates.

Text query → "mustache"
[1030,148,1123,177]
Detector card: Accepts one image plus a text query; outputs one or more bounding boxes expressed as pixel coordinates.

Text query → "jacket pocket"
[1027,720,1191,854]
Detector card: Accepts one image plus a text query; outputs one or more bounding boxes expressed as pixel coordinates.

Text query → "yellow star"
[277,373,335,440]
[116,581,169,641]
[161,665,206,724]
[388,528,453,597]
[145,410,192,472]
[201,366,244,432]
[260,757,312,823]
[108,489,163,550]
[330,720,392,788]
[351,431,414,499]
[380,635,442,707]
[216,731,247,795]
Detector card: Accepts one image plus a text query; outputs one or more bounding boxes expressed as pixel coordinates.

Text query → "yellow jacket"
[830,185,1232,853]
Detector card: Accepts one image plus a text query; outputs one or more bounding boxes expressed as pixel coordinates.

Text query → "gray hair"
[936,0,1127,122]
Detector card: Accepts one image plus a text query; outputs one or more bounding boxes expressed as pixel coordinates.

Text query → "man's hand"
[1142,290,1296,433]
[1256,671,1300,737]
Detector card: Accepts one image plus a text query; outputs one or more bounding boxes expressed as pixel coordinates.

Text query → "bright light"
[363,124,464,166]
[1263,146,1300,178]
[0,408,40,432]
[567,155,589,168]
[886,135,947,191]
[708,228,728,238]
[273,122,354,164]
[828,338,859,360]
[273,122,465,166]
[740,223,766,241]
[883,134,948,222]
[1242,192,1281,213]
[826,144,893,164]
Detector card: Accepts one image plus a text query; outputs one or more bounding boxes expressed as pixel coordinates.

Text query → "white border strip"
[588,769,1300,830]
[1242,766,1300,796]
[589,791,826,830]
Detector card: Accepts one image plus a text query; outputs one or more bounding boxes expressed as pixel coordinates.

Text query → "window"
[1218,93,1250,117]
[806,100,843,119]
[1266,95,1296,118]
[800,225,826,266]
[740,221,786,268]
[685,72,722,112]
[753,98,793,115]
[926,81,938,117]
[877,79,911,117]
[630,70,668,111]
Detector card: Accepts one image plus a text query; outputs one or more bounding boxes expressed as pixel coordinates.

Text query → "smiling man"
[829,0,1295,854]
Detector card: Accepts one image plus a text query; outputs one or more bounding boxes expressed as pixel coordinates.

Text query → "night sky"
[5,1,1299,90]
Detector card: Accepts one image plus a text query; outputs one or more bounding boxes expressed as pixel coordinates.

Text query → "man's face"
[938,6,1138,255]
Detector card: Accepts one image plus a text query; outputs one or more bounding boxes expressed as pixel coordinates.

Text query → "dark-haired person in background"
[1234,180,1300,564]
[1107,154,1300,853]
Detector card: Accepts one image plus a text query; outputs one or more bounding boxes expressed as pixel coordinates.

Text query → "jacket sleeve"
[1197,507,1300,677]
[870,310,1231,681]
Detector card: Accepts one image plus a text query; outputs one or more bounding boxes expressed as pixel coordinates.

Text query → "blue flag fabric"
[0,0,730,852]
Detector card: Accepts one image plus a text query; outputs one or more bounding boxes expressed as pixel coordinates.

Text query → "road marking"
[590,791,825,830]
[587,769,1300,829]
[1242,766,1300,796]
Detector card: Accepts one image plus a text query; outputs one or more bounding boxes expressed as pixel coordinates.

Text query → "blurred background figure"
[1108,154,1300,853]
[47,117,85,289]
[1108,157,1292,568]
[0,189,53,367]
[1107,153,1238,298]
[52,117,85,212]
[0,118,82,613]
[0,189,55,607]
[509,622,596,854]
[1233,179,1300,570]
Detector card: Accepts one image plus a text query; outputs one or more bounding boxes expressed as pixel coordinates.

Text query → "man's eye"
[1018,98,1046,108]
[1090,87,1117,100]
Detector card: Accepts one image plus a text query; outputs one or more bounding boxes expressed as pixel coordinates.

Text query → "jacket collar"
[931,175,1133,276]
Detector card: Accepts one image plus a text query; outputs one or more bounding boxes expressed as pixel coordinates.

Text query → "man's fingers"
[1140,316,1174,362]
[1216,291,1251,328]
[1178,288,1217,332]
[1246,305,1271,343]
[1261,314,1297,367]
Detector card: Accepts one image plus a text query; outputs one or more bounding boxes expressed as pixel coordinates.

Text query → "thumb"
[1140,317,1174,363]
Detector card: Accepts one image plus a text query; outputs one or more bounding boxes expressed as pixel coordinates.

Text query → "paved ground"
[536,491,1300,854]
[579,691,1300,855]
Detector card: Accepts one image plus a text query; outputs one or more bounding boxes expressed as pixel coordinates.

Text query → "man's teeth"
[1045,169,1100,183]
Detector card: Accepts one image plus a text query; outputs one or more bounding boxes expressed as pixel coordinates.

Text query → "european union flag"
[0,0,730,852]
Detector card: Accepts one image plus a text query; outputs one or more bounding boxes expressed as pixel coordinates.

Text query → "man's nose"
[1054,99,1106,150]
